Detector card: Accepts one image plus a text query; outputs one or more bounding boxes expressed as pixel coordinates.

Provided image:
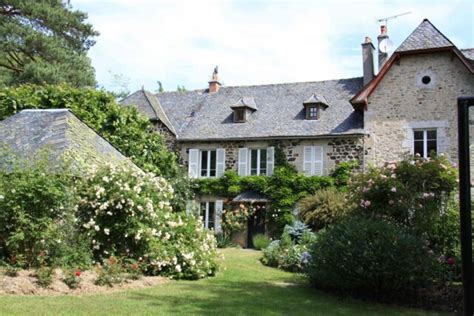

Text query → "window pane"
[200,151,208,177]
[209,150,217,177]
[427,140,437,157]
[260,149,267,175]
[427,130,437,140]
[250,149,258,175]
[200,203,206,224]
[414,130,424,140]
[414,140,424,157]
[208,202,215,229]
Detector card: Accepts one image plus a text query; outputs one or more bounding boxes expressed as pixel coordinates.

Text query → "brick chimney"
[361,36,375,86]
[377,25,389,70]
[208,66,221,93]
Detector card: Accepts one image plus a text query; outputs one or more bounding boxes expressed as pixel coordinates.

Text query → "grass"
[0,248,446,315]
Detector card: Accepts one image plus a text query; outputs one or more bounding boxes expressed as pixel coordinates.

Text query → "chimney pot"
[208,66,221,93]
[364,36,372,43]
[380,25,387,35]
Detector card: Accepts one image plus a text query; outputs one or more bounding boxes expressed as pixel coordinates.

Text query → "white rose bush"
[77,163,219,279]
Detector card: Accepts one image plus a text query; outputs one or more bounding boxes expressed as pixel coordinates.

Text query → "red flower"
[446,258,456,266]
[75,270,81,277]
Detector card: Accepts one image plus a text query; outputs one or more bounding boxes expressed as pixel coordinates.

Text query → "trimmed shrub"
[252,234,271,250]
[307,217,438,295]
[298,188,350,231]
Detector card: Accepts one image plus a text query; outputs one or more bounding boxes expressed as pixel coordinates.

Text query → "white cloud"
[72,0,473,93]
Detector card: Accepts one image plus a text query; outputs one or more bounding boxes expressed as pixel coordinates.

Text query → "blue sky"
[72,0,473,94]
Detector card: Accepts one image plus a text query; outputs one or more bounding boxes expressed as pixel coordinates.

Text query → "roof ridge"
[153,76,363,97]
[396,18,454,52]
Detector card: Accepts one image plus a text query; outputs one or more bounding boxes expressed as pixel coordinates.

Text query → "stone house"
[121,19,474,246]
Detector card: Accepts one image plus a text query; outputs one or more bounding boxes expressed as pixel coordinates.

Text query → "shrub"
[63,269,81,289]
[77,163,219,279]
[298,188,350,231]
[261,225,317,272]
[307,217,438,295]
[330,160,359,187]
[95,257,124,287]
[36,266,54,288]
[349,155,457,238]
[4,264,19,277]
[0,151,78,268]
[252,234,271,250]
[215,233,238,249]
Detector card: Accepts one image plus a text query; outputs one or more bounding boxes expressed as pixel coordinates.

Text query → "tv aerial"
[376,12,411,53]
[377,11,412,26]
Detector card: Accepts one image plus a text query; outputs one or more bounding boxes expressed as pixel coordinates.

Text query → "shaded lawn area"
[0,248,446,315]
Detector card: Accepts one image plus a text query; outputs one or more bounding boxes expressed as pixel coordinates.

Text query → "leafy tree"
[156,81,164,93]
[0,1,98,86]
[176,85,187,92]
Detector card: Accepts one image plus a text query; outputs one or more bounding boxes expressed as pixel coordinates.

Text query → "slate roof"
[461,48,474,67]
[230,97,258,110]
[121,89,176,135]
[0,109,140,173]
[396,19,454,52]
[232,191,270,203]
[153,77,364,140]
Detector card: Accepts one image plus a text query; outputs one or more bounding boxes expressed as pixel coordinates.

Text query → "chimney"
[361,36,375,86]
[377,25,389,70]
[208,66,221,93]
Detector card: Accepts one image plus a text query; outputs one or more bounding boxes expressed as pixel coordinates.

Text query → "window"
[303,146,323,176]
[249,149,267,175]
[306,105,319,119]
[414,129,437,158]
[200,150,217,177]
[234,109,246,123]
[200,202,215,229]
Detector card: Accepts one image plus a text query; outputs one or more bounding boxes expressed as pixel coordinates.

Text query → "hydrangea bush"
[77,164,219,279]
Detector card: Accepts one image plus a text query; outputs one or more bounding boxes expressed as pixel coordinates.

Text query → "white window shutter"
[185,200,198,215]
[238,147,248,176]
[188,149,199,178]
[313,146,323,176]
[216,148,226,177]
[266,147,274,176]
[303,146,313,176]
[214,200,223,233]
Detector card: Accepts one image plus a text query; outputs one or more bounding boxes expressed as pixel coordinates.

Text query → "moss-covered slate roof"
[0,109,140,173]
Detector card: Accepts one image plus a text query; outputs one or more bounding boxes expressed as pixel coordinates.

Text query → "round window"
[421,76,431,85]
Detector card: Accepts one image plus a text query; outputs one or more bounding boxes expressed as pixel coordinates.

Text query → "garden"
[0,85,464,313]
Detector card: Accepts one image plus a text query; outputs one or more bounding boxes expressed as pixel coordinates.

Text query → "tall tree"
[0,1,98,86]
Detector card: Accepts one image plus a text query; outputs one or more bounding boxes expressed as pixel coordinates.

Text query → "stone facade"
[364,52,474,179]
[153,121,177,151]
[177,136,364,176]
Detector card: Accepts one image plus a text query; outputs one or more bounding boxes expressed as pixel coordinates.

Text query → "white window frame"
[249,148,267,175]
[199,149,217,178]
[200,201,215,229]
[413,129,437,158]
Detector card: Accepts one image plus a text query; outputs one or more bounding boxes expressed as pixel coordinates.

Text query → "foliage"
[195,167,334,236]
[0,1,98,86]
[124,259,144,280]
[3,264,18,277]
[298,188,350,231]
[95,257,124,287]
[0,150,78,268]
[214,233,238,249]
[307,217,438,295]
[36,266,54,288]
[63,269,81,289]
[349,155,457,245]
[0,84,191,210]
[77,163,219,279]
[252,234,271,250]
[329,160,359,187]
[261,223,317,272]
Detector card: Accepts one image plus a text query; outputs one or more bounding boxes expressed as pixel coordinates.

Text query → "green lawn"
[0,248,445,316]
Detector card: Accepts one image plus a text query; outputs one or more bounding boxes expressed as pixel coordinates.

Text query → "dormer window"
[303,93,329,120]
[230,97,257,123]
[234,108,246,123]
[306,105,319,120]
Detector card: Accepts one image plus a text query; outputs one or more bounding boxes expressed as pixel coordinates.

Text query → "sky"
[72,0,474,94]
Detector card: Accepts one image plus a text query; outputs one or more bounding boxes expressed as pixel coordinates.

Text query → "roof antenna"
[377,11,411,27]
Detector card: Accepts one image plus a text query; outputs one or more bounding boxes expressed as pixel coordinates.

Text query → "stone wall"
[153,121,177,151]
[364,52,474,179]
[177,136,364,176]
